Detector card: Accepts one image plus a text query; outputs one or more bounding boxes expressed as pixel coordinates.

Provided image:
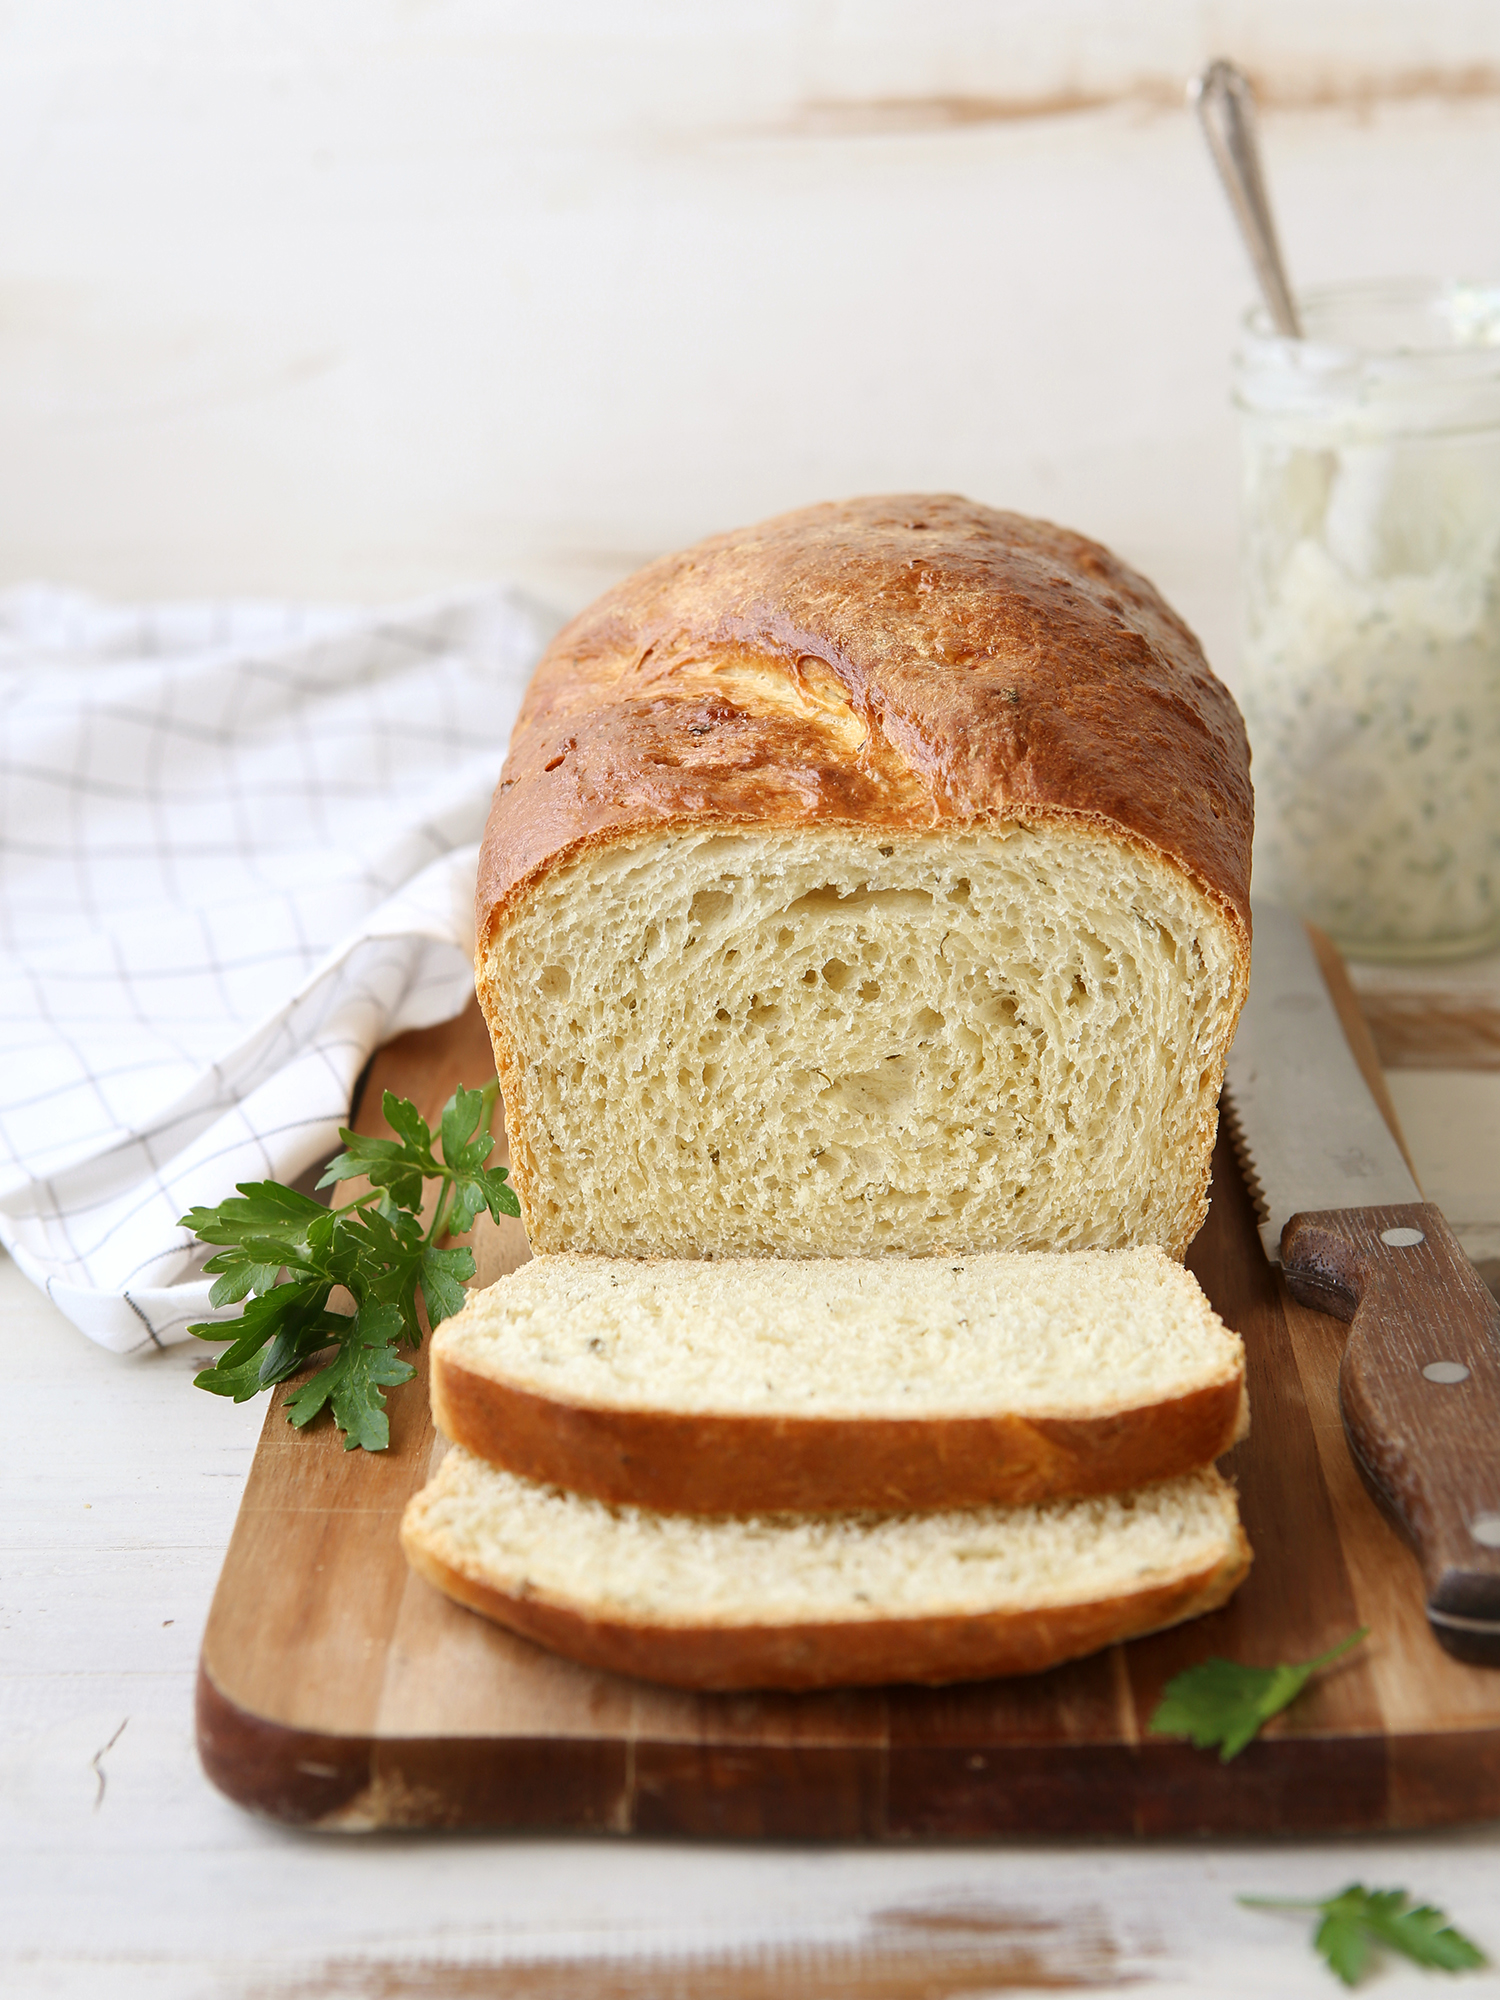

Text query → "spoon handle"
[1191,60,1302,339]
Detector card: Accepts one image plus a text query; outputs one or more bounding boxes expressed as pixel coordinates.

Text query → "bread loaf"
[476,496,1252,1262]
[409,498,1260,1693]
[431,1247,1247,1514]
[400,1450,1250,1691]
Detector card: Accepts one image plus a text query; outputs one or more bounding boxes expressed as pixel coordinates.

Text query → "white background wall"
[4,2,1500,690]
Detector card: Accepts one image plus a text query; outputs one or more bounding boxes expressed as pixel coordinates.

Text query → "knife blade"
[1224,901,1500,1666]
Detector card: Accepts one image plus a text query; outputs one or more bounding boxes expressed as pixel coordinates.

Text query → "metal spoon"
[1190,59,1302,338]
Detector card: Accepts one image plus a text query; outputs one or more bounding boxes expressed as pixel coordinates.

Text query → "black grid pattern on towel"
[0,587,546,1353]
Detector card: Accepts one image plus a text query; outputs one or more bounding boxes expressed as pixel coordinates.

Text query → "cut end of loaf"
[400,1451,1252,1690]
[430,1247,1248,1514]
[479,822,1245,1261]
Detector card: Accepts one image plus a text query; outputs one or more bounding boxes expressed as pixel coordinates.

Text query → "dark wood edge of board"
[195,1656,1500,1839]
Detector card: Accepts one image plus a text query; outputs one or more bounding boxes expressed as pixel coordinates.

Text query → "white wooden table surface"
[8,7,1500,1992]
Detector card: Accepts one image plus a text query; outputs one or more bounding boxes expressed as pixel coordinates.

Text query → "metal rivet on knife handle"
[1423,1362,1471,1385]
[1381,1226,1426,1248]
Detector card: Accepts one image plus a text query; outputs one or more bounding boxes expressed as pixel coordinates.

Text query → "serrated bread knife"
[1223,901,1500,1666]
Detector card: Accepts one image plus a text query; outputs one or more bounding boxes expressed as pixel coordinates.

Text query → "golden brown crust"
[401,1522,1253,1692]
[476,495,1253,964]
[432,1350,1246,1515]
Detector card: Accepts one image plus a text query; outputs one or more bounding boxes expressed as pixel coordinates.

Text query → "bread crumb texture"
[485,824,1238,1258]
[405,1449,1243,1627]
[438,1245,1243,1420]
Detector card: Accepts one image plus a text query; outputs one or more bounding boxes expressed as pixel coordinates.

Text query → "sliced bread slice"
[400,1449,1251,1690]
[430,1247,1248,1514]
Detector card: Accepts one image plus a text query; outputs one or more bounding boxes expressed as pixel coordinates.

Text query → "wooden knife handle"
[1282,1202,1500,1666]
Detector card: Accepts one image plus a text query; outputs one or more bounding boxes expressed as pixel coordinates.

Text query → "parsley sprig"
[1148,1627,1368,1761]
[182,1079,519,1452]
[1241,1884,1486,1987]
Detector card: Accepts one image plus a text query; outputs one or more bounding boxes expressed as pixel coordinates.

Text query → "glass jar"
[1236,278,1500,960]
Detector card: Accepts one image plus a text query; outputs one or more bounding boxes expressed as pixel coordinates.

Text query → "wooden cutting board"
[196,945,1500,1837]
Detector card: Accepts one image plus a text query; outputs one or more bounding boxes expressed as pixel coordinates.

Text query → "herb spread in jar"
[1237,280,1500,960]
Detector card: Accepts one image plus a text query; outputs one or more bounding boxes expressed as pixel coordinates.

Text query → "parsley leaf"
[1240,1884,1486,1986]
[1148,1627,1368,1760]
[183,1076,519,1450]
[418,1240,477,1327]
[283,1301,413,1452]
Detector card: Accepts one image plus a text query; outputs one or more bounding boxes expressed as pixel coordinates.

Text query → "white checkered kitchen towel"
[0,586,551,1353]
